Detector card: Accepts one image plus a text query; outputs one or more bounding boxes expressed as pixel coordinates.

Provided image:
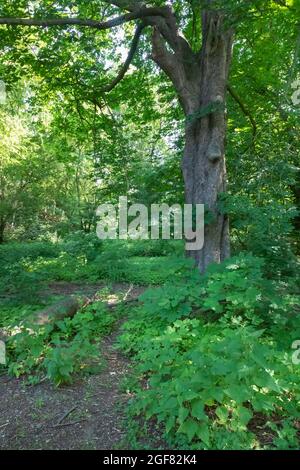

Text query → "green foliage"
[111,239,183,258]
[219,194,298,278]
[0,241,60,300]
[5,302,115,385]
[0,304,43,329]
[129,321,300,449]
[118,253,300,450]
[0,242,59,263]
[61,232,103,261]
[200,254,283,327]
[0,239,185,302]
[0,0,299,453]
[27,252,95,282]
[120,253,293,354]
[93,252,192,285]
[270,418,300,450]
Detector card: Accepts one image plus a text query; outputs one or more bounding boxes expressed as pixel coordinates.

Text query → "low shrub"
[5,301,115,385]
[124,319,300,449]
[118,253,300,449]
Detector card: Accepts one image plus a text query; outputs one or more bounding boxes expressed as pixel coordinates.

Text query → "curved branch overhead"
[0,4,166,96]
[100,22,146,94]
[0,6,167,30]
[0,2,196,103]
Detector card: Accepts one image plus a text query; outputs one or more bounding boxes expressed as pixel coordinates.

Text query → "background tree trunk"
[0,216,6,244]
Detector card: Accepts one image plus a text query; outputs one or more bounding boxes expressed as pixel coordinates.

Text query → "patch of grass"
[0,239,183,301]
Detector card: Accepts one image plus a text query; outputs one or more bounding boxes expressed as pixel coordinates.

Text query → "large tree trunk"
[183,122,230,272]
[182,11,233,272]
[152,7,233,272]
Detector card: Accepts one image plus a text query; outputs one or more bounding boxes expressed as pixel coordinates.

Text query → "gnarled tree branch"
[152,27,201,115]
[151,27,177,82]
[102,0,143,11]
[0,7,167,30]
[100,21,146,93]
[0,2,197,112]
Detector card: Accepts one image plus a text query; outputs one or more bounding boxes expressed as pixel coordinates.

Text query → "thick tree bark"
[183,11,233,272]
[152,8,233,272]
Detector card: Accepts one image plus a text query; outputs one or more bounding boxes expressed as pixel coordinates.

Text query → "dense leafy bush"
[0,242,60,264]
[27,252,96,282]
[118,253,300,449]
[0,304,43,329]
[92,248,193,285]
[200,254,283,327]
[120,253,293,355]
[61,231,103,261]
[0,241,60,299]
[219,194,298,278]
[128,320,300,449]
[118,240,183,258]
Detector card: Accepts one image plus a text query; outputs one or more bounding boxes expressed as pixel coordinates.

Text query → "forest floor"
[0,282,144,450]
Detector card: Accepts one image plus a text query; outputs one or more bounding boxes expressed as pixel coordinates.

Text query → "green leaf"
[191,399,206,420]
[196,422,210,446]
[225,385,250,403]
[178,418,198,442]
[165,415,175,434]
[178,406,189,424]
[216,406,229,422]
[237,406,253,426]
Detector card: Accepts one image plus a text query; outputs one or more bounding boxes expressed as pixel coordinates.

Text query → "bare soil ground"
[0,282,145,450]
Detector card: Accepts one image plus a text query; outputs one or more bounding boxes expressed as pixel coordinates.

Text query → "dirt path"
[0,329,130,449]
[0,283,146,450]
